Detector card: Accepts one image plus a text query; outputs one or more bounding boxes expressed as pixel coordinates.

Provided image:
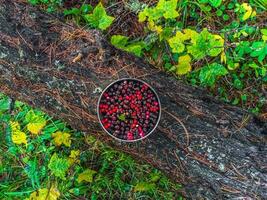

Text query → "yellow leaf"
[52,131,71,147]
[10,121,27,145]
[241,3,253,21]
[10,121,20,130]
[175,31,187,41]
[179,54,191,62]
[147,21,163,34]
[183,29,198,41]
[25,110,47,135]
[220,51,227,64]
[262,35,267,41]
[213,34,224,45]
[77,169,97,183]
[176,54,192,75]
[168,32,185,53]
[70,150,80,159]
[27,121,46,135]
[138,7,149,22]
[29,185,60,200]
[251,10,256,18]
[68,150,80,165]
[134,182,156,192]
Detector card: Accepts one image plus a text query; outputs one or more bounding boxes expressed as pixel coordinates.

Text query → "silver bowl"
[97,78,161,142]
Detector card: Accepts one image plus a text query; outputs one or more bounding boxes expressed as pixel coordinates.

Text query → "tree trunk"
[0,1,266,199]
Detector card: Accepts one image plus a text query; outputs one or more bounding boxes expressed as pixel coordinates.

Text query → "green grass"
[0,93,182,200]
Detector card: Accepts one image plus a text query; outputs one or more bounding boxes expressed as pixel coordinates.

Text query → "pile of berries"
[98,79,160,141]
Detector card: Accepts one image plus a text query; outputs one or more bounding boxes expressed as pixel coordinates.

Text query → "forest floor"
[0,0,267,199]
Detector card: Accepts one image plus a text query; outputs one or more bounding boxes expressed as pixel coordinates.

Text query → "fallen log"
[0,1,266,199]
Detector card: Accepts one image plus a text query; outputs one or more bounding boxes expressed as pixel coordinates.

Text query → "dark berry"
[99,79,160,141]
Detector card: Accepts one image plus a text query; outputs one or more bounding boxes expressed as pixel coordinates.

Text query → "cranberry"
[98,79,160,141]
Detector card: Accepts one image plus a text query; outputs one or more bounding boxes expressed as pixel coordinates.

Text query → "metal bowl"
[97,78,161,142]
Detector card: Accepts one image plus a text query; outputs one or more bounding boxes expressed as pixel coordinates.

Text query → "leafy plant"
[0,93,10,113]
[48,153,69,179]
[28,185,60,200]
[28,0,62,12]
[187,29,224,60]
[199,63,228,86]
[111,35,146,56]
[25,110,47,135]
[134,182,156,192]
[250,41,267,62]
[10,121,27,145]
[0,93,182,199]
[138,0,179,22]
[200,0,222,8]
[235,3,257,21]
[64,4,93,24]
[77,169,97,183]
[167,28,224,73]
[175,54,192,75]
[83,2,114,30]
[52,131,71,147]
[64,4,93,16]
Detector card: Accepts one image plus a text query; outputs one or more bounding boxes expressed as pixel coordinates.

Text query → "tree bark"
[0,1,266,199]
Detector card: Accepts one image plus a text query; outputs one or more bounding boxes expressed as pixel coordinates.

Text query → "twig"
[163,109,190,146]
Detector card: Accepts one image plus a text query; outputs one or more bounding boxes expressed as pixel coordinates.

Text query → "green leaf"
[216,9,223,16]
[261,29,267,41]
[235,41,251,57]
[24,158,40,188]
[111,35,129,49]
[157,0,179,19]
[28,0,39,5]
[48,153,69,180]
[187,28,224,60]
[232,97,239,105]
[209,0,222,8]
[83,3,114,30]
[80,4,93,14]
[261,29,267,35]
[138,7,149,22]
[250,41,267,62]
[125,43,144,57]
[138,0,179,22]
[228,2,234,9]
[64,8,80,16]
[118,113,126,121]
[222,14,230,21]
[110,35,145,56]
[233,76,243,89]
[0,94,10,112]
[77,169,97,183]
[168,32,186,53]
[134,182,156,192]
[199,63,228,86]
[159,27,173,40]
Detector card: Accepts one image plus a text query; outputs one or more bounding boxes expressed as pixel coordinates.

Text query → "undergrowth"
[28,0,267,114]
[0,93,182,199]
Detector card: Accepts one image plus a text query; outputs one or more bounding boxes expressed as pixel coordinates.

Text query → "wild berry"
[98,79,160,141]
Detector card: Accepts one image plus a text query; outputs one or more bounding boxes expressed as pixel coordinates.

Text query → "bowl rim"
[97,78,161,142]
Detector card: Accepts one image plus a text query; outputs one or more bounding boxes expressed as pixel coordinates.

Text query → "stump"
[0,1,266,199]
